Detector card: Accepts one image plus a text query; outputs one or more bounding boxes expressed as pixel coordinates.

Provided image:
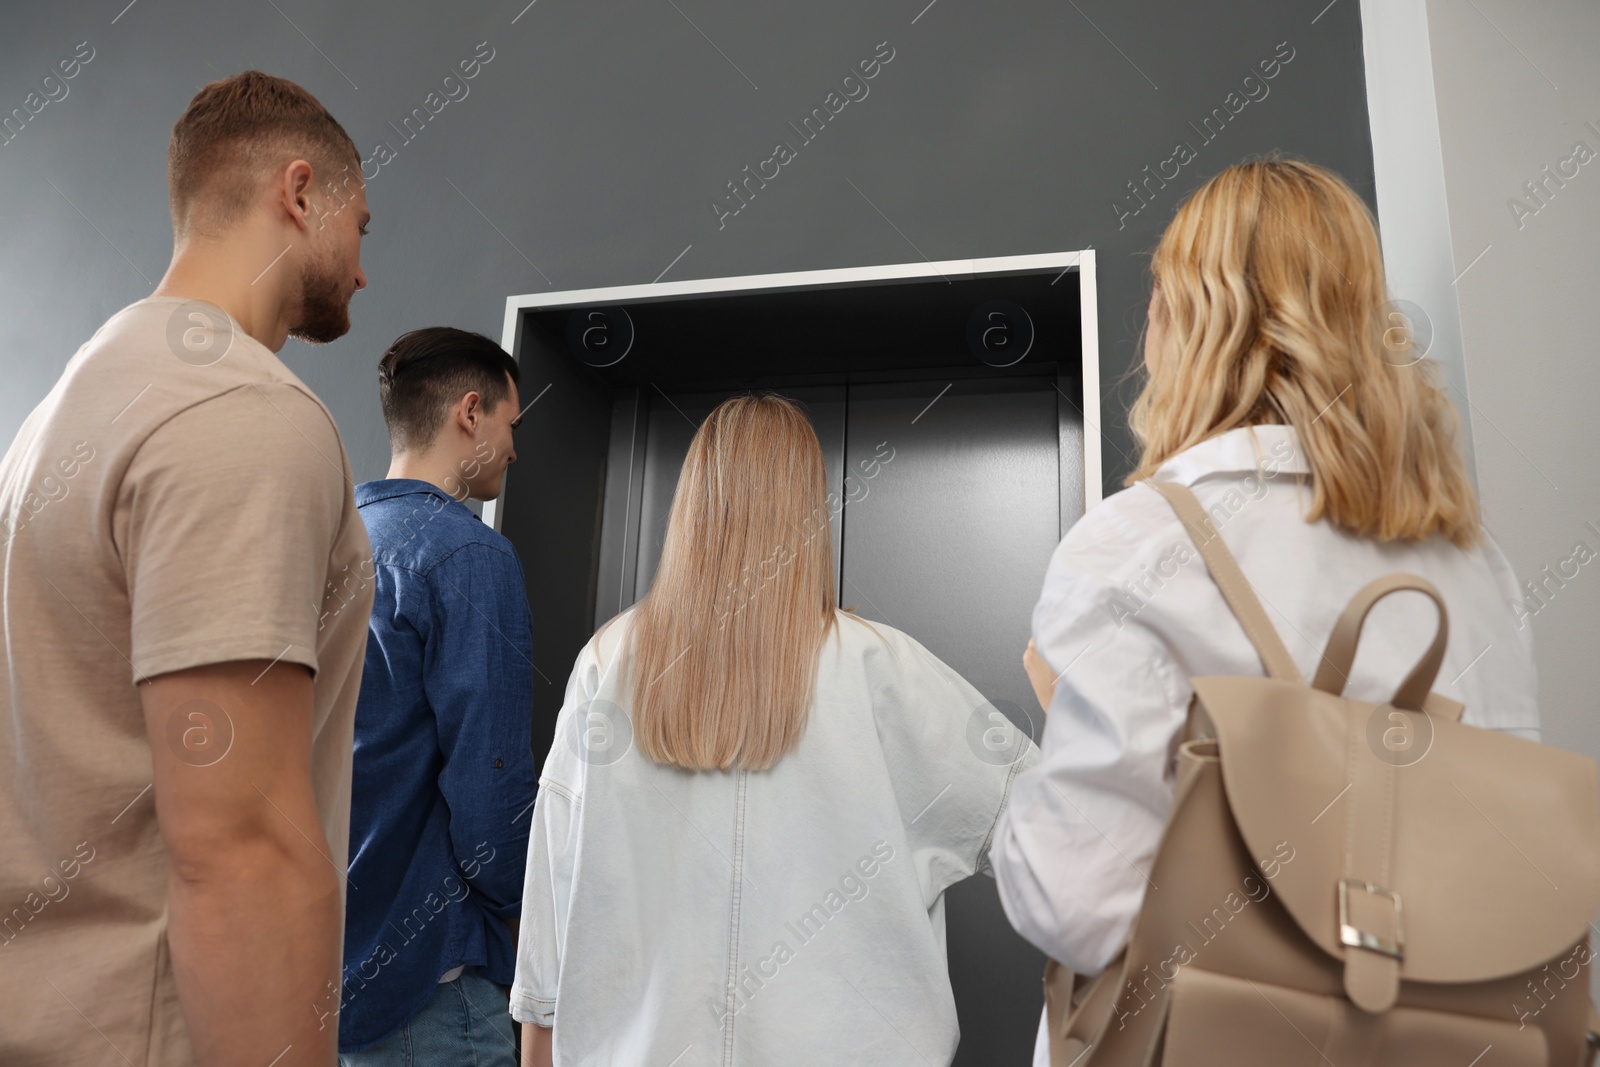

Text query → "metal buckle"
[1337,878,1405,961]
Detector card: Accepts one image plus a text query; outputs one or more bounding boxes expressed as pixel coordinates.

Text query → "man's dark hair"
[378,328,520,453]
[168,71,360,237]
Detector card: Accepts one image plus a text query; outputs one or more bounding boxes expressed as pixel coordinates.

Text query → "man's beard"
[288,254,352,344]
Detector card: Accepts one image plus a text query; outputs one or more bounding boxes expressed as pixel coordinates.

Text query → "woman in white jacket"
[991,158,1539,1064]
[513,394,1037,1067]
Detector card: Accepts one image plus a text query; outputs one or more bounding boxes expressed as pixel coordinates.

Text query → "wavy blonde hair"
[1128,158,1479,546]
[625,394,838,771]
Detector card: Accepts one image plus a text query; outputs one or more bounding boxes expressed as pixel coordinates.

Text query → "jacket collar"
[1150,424,1309,486]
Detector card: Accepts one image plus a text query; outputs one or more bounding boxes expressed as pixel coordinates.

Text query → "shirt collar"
[1150,424,1310,486]
[355,478,479,518]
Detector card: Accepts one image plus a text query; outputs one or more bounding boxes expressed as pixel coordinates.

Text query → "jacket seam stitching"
[537,778,581,805]
[978,751,1027,870]
[722,770,749,1066]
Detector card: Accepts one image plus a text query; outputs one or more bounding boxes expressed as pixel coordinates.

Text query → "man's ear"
[277,159,317,234]
[454,390,485,433]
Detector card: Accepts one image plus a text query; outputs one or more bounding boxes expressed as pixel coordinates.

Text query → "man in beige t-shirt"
[0,73,373,1066]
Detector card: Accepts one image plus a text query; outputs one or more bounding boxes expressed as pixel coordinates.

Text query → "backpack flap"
[1192,674,1600,990]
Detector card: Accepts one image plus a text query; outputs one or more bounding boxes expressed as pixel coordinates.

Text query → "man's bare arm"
[140,660,342,1067]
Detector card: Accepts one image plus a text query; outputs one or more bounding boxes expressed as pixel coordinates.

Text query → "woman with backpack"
[992,158,1544,1064]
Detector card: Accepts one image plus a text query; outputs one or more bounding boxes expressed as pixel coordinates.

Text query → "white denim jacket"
[512,609,1039,1066]
[989,424,1539,1065]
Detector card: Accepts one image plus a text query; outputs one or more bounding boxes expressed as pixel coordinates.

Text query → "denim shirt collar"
[355,478,481,521]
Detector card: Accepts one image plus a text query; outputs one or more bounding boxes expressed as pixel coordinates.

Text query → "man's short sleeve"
[119,383,352,682]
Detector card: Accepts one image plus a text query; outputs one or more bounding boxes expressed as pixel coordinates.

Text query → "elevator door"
[627,375,1061,1065]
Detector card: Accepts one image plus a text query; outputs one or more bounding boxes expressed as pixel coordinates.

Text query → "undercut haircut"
[167,71,360,237]
[378,327,520,453]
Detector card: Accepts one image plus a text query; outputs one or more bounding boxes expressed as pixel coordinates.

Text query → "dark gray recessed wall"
[0,0,1374,495]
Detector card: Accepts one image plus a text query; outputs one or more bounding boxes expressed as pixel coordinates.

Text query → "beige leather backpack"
[1044,481,1600,1067]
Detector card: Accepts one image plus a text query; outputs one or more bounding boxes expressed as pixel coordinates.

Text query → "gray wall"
[1418,0,1600,1005]
[1422,0,1600,769]
[0,1,1376,497]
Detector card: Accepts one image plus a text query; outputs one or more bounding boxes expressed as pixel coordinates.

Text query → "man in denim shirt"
[339,327,537,1066]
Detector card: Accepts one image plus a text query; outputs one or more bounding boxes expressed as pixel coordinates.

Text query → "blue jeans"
[339,967,518,1067]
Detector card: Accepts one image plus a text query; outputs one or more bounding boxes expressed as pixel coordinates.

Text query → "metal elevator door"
[626,376,1062,1066]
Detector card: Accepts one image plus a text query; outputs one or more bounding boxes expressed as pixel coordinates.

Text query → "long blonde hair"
[625,394,838,771]
[1128,158,1479,546]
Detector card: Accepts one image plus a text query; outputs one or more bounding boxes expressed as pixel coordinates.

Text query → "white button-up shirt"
[991,424,1539,1065]
[512,609,1039,1066]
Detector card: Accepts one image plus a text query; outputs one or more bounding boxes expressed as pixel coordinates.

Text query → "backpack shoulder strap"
[1147,481,1302,683]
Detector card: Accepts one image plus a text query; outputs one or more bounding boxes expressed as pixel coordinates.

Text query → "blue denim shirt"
[339,479,537,1051]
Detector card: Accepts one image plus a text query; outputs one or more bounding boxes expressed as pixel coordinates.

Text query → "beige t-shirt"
[0,297,373,1066]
